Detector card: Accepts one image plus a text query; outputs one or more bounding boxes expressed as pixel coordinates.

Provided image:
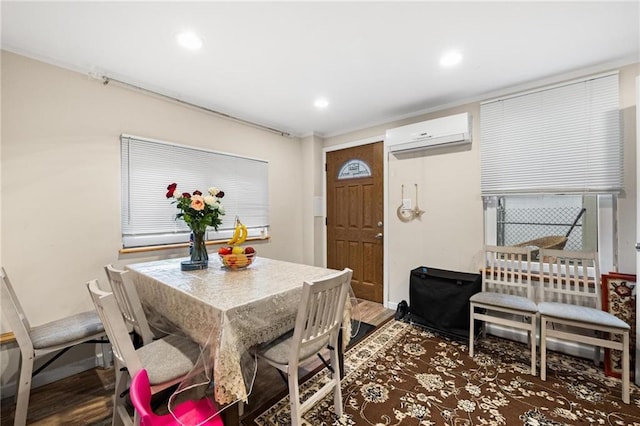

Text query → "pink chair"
[130,368,224,426]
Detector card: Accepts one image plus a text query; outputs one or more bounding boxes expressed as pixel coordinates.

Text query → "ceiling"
[2,1,639,138]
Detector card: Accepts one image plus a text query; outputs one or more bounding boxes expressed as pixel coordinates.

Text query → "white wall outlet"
[402,198,412,209]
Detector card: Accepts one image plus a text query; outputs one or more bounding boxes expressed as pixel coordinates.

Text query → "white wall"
[300,134,325,266]
[0,51,310,387]
[618,64,639,273]
[324,63,639,308]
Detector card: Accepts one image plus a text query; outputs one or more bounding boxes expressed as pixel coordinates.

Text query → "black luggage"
[408,266,482,340]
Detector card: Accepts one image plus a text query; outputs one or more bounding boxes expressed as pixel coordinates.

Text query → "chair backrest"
[482,245,533,299]
[0,267,34,352]
[538,249,600,308]
[290,268,353,360]
[104,264,155,345]
[130,368,156,425]
[86,280,143,374]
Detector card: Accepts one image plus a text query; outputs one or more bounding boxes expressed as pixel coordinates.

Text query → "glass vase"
[181,231,209,271]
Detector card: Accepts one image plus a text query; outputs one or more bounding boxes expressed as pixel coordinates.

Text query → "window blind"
[121,135,269,248]
[480,72,622,195]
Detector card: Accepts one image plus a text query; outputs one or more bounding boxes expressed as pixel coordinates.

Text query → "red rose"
[182,192,191,199]
[166,183,177,198]
[193,190,202,196]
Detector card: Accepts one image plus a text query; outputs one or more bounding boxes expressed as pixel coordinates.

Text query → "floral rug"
[244,320,640,426]
[601,273,636,380]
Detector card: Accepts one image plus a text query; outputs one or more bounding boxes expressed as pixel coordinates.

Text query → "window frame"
[120,134,270,249]
[480,72,621,273]
[484,194,616,274]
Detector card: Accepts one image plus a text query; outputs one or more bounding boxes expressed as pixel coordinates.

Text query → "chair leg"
[288,368,302,426]
[13,351,34,426]
[593,332,602,366]
[468,304,475,358]
[529,316,537,376]
[330,346,343,418]
[112,366,132,426]
[540,316,547,381]
[622,330,630,404]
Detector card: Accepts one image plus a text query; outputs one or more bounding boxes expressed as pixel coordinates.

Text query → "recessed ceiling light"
[440,50,462,67]
[176,31,203,50]
[314,98,329,109]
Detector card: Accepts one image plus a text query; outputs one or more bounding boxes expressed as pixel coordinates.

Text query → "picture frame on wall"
[601,272,636,380]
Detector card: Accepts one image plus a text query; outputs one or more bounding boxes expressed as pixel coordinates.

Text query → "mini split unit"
[385,112,472,154]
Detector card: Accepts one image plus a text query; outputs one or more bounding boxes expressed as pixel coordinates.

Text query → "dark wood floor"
[0,300,394,425]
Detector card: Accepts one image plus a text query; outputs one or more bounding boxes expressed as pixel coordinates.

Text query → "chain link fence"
[497,206,584,251]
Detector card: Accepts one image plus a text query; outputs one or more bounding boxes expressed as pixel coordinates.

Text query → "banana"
[237,223,248,245]
[227,228,239,245]
[227,218,242,245]
[227,217,248,245]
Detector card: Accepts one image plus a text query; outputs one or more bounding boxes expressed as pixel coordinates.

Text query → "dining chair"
[104,264,159,346]
[0,267,108,426]
[253,268,353,426]
[537,249,630,404]
[469,245,538,375]
[130,368,224,426]
[86,279,204,426]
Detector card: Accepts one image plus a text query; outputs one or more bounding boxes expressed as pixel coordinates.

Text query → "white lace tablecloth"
[126,256,351,406]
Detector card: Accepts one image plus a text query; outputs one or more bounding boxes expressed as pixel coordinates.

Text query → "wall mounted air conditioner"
[386,112,471,153]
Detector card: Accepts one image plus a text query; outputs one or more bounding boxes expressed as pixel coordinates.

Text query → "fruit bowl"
[218,251,256,270]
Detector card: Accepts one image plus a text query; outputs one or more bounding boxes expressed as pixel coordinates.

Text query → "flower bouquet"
[166,183,225,270]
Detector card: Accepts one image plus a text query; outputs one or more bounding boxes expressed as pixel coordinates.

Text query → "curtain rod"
[98,75,293,138]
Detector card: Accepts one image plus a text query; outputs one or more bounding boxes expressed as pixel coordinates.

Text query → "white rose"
[174,192,182,199]
[217,205,225,215]
[204,195,216,206]
[208,187,220,196]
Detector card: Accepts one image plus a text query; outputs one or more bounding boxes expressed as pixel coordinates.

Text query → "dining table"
[125,255,353,418]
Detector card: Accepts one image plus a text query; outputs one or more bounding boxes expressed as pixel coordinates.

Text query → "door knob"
[375,233,383,239]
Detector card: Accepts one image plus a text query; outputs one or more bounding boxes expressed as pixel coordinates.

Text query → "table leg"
[222,402,240,426]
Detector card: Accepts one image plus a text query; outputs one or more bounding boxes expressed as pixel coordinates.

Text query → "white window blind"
[121,135,269,248]
[480,72,622,195]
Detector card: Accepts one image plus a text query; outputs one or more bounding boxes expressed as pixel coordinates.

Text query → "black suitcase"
[408,266,482,340]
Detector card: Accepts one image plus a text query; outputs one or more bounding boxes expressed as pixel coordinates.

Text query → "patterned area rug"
[244,320,640,425]
[601,273,636,380]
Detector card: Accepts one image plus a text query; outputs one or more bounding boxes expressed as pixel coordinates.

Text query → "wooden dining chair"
[469,246,538,374]
[104,264,161,346]
[253,268,353,426]
[130,368,224,426]
[537,249,630,404]
[86,280,203,426]
[0,267,108,426]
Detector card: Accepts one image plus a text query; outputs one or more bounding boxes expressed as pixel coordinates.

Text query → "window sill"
[1,332,16,345]
[119,235,270,255]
